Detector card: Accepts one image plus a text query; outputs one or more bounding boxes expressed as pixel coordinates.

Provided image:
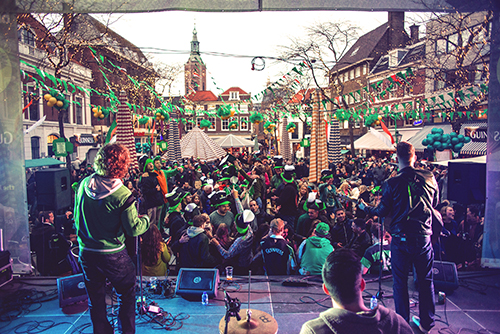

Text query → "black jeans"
[391,235,435,331]
[80,249,137,334]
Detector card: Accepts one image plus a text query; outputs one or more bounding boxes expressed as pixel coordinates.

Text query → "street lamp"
[395,130,403,144]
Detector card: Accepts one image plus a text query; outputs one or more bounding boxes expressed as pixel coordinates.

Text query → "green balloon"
[437,128,444,135]
[457,142,464,149]
[450,132,457,137]
[464,136,471,143]
[451,137,459,145]
[457,134,465,141]
[431,128,439,134]
[437,145,445,152]
[427,145,434,151]
[434,142,442,149]
[422,139,428,146]
[442,134,450,142]
[434,134,442,142]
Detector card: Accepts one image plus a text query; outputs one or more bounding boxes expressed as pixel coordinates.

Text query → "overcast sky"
[95,11,423,99]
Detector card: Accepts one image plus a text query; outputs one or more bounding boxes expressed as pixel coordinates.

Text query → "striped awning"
[180,127,226,162]
[281,117,292,162]
[116,91,138,170]
[460,121,487,156]
[461,141,487,155]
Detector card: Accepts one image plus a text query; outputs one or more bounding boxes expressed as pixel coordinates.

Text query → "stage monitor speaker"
[175,268,219,299]
[433,260,458,293]
[447,162,486,204]
[57,273,88,308]
[36,168,71,211]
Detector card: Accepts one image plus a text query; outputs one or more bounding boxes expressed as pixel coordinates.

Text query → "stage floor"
[1,270,499,333]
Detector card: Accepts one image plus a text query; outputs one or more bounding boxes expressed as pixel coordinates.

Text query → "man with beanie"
[211,209,254,275]
[209,191,235,232]
[300,249,412,334]
[165,188,188,245]
[260,218,297,275]
[74,144,149,334]
[297,222,334,275]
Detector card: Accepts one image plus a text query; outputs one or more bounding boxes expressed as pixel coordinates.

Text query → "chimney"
[388,11,405,51]
[410,24,419,44]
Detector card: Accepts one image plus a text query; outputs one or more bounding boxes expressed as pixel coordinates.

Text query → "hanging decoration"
[229,120,238,130]
[43,89,70,110]
[217,105,232,120]
[200,119,212,130]
[157,141,168,151]
[421,128,471,153]
[249,112,264,124]
[264,121,276,131]
[364,114,382,127]
[286,123,296,133]
[300,137,311,148]
[138,115,151,125]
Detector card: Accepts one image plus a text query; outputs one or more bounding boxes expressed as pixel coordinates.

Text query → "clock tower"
[184,25,207,95]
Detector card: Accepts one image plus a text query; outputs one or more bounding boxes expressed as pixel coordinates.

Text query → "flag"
[380,120,394,144]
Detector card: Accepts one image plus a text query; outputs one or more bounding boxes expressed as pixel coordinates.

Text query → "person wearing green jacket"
[297,222,334,275]
[74,143,149,334]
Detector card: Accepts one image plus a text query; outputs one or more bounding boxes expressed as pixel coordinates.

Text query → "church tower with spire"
[184,25,207,95]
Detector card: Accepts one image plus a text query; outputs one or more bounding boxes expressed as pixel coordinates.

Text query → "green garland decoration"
[249,112,264,124]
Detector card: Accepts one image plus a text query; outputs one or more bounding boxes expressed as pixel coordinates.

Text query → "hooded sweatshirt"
[74,174,150,254]
[300,305,413,334]
[298,236,334,275]
[178,226,217,268]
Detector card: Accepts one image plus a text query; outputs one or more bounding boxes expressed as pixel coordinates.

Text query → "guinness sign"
[464,127,487,142]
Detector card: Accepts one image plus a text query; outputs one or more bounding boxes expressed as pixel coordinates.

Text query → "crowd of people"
[24,142,487,333]
[27,145,484,278]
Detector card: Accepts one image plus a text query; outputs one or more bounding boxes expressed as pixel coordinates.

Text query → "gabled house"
[328,12,410,147]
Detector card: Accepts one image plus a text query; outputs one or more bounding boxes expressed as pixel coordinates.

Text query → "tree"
[151,59,183,97]
[421,10,492,132]
[18,13,113,169]
[279,21,360,154]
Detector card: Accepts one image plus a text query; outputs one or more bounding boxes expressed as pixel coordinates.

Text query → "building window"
[24,84,39,121]
[349,69,354,80]
[31,136,40,159]
[208,116,216,131]
[240,116,248,130]
[229,91,239,100]
[291,122,299,139]
[19,27,35,47]
[355,67,361,77]
[75,96,83,125]
[196,117,202,127]
[47,134,59,157]
[222,119,229,131]
[63,95,70,123]
[362,64,367,75]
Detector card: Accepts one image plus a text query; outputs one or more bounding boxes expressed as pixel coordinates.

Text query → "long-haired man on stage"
[358,142,441,333]
[74,144,150,334]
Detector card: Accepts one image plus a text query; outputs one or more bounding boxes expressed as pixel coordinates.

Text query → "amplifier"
[0,251,13,288]
[433,260,459,293]
[175,268,219,299]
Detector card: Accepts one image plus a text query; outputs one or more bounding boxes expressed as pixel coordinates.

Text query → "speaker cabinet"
[447,162,486,204]
[433,260,458,293]
[57,273,88,308]
[175,268,219,299]
[36,168,71,211]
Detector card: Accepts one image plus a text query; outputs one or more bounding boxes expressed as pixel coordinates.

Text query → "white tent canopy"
[354,128,421,151]
[215,134,254,148]
[179,127,227,162]
[429,155,486,166]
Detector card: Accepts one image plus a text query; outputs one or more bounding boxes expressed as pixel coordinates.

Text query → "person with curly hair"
[141,224,171,276]
[74,143,150,334]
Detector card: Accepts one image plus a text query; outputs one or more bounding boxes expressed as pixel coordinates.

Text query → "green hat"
[315,222,330,237]
[143,158,154,172]
[166,188,188,212]
[281,165,295,183]
[235,209,255,234]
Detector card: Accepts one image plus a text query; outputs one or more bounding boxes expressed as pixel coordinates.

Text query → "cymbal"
[219,309,278,334]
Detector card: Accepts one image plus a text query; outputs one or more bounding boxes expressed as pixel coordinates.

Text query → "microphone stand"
[376,217,392,301]
[224,291,241,334]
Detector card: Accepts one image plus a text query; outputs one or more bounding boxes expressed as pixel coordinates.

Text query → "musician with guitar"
[358,142,442,334]
[74,144,150,334]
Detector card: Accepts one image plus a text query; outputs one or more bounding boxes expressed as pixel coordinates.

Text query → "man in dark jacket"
[359,142,442,334]
[330,207,353,249]
[346,218,372,258]
[260,218,296,275]
[139,158,164,224]
[176,214,217,269]
[165,188,188,244]
[276,165,298,227]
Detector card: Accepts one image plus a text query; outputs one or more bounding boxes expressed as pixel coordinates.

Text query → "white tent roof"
[180,127,227,162]
[215,134,254,148]
[354,128,421,151]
